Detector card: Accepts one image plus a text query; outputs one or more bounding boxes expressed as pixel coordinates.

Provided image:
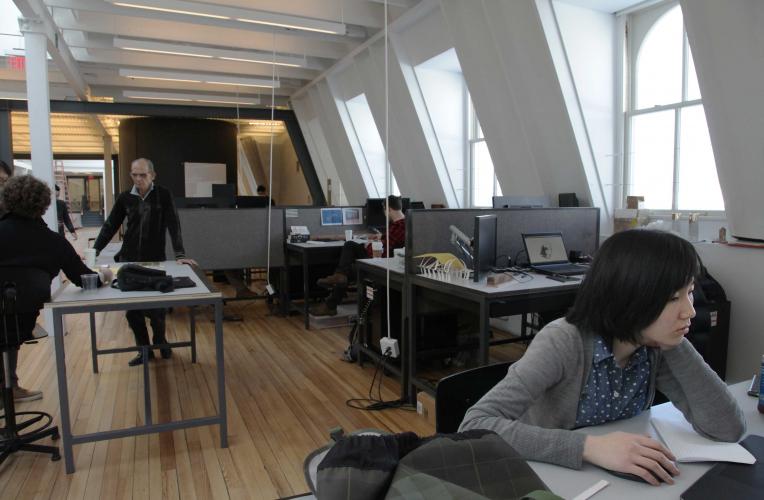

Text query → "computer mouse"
[606,468,667,484]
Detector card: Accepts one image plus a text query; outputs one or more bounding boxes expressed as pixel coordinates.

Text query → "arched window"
[625,3,723,211]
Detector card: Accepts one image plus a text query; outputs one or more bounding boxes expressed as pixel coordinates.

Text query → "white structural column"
[103,135,114,214]
[20,17,56,231]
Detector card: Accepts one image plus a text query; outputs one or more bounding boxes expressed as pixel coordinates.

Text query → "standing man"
[93,158,195,366]
[55,184,77,240]
[310,195,405,317]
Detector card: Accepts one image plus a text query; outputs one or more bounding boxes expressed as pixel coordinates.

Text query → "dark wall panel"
[118,117,237,196]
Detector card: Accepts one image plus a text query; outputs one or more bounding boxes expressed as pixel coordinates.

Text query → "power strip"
[380,337,399,358]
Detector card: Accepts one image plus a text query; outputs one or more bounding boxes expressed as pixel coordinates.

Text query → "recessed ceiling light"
[118,68,278,88]
[112,2,230,20]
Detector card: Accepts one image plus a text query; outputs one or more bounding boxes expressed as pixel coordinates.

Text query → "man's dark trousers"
[327,241,368,308]
[125,309,167,346]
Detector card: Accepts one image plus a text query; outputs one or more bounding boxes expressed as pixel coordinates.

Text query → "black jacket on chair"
[93,184,185,262]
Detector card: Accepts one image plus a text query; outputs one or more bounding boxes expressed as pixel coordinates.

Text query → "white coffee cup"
[371,240,384,258]
[345,229,353,241]
[84,248,97,267]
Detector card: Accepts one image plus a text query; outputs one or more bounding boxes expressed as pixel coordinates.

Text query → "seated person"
[0,175,111,402]
[310,195,405,317]
[460,229,745,486]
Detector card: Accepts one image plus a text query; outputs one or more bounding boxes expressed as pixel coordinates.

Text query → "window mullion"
[681,28,689,102]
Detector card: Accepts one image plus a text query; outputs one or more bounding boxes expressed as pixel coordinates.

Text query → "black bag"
[112,264,175,293]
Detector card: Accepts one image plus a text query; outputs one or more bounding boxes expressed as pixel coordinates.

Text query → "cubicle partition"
[280,205,366,239]
[405,207,600,273]
[170,208,285,269]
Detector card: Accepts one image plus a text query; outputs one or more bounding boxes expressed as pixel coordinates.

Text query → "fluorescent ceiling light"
[106,0,346,35]
[119,68,279,88]
[124,90,260,106]
[113,37,305,68]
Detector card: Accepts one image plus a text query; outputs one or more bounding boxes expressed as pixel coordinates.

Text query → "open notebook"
[650,406,755,464]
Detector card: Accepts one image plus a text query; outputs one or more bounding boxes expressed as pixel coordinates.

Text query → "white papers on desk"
[650,407,755,464]
[305,240,325,245]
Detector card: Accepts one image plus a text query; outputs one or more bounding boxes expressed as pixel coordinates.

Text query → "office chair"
[434,361,513,434]
[1,267,61,466]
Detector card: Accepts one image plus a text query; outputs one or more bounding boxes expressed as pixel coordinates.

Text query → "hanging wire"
[265,32,277,289]
[384,0,392,341]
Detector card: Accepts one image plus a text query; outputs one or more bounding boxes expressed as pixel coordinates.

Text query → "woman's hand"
[97,268,113,287]
[583,432,679,485]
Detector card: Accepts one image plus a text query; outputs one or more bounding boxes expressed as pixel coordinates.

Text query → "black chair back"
[435,362,512,434]
[0,267,51,347]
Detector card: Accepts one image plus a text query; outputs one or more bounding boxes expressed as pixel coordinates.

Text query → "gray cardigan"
[459,318,746,469]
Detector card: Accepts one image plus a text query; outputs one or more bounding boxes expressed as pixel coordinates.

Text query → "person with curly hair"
[0,160,13,217]
[0,175,111,402]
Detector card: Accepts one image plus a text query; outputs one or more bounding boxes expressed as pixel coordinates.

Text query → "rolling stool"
[1,271,61,466]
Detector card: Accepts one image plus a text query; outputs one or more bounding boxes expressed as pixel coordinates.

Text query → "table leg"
[406,281,416,403]
[89,312,98,374]
[142,345,153,426]
[302,251,310,330]
[215,301,228,447]
[479,300,489,365]
[189,306,197,363]
[53,311,75,474]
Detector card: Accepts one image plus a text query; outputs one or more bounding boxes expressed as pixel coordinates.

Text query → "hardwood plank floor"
[3,299,442,499]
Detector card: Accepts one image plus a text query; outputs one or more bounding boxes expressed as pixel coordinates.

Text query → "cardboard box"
[416,391,436,428]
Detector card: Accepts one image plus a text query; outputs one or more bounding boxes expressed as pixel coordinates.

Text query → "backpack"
[112,264,175,293]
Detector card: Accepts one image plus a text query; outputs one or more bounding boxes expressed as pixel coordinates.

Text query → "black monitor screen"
[401,197,411,213]
[175,197,230,209]
[212,183,236,203]
[365,198,386,228]
[236,196,269,208]
[473,214,497,282]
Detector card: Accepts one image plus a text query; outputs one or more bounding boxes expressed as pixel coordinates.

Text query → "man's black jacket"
[93,184,185,262]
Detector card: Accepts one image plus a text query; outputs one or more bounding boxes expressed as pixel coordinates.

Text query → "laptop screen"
[523,233,569,265]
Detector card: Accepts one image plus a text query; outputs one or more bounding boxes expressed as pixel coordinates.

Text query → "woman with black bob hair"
[460,229,745,486]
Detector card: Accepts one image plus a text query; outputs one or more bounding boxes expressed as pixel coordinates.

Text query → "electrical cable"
[383,0,392,344]
[264,32,277,292]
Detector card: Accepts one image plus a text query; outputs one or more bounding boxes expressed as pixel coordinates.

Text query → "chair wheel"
[52,432,60,441]
[51,453,61,461]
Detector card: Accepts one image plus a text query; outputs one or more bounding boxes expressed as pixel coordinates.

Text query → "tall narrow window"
[344,93,399,197]
[625,3,723,211]
[468,99,501,207]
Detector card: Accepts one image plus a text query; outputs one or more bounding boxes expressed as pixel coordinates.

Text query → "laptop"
[522,232,589,276]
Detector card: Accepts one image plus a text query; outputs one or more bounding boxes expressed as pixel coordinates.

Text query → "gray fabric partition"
[405,208,600,273]
[281,206,366,238]
[167,208,285,269]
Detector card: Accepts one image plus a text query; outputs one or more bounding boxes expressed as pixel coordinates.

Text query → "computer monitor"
[365,198,386,229]
[410,201,425,210]
[492,195,550,209]
[235,196,269,208]
[211,183,236,207]
[473,214,497,282]
[401,197,411,213]
[175,197,229,209]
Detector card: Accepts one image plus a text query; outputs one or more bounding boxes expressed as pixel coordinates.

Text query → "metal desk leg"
[406,281,416,403]
[479,300,489,365]
[302,251,310,330]
[142,345,152,426]
[189,306,197,363]
[89,312,98,374]
[53,311,75,473]
[214,301,228,447]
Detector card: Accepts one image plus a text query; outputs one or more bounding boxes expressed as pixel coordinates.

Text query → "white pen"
[571,479,609,500]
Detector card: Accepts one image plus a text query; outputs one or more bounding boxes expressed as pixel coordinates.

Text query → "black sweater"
[93,184,185,262]
[0,213,94,287]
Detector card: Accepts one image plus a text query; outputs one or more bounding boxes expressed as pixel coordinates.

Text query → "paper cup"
[372,241,383,258]
[345,229,353,241]
[84,248,97,267]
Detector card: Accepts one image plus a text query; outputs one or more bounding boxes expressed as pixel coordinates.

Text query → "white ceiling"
[2,0,417,108]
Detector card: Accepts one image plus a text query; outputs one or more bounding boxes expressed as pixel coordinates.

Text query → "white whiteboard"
[184,162,226,197]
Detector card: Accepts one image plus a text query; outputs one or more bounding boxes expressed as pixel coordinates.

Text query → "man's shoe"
[160,347,173,359]
[128,351,155,367]
[310,302,337,317]
[316,273,348,288]
[13,386,43,402]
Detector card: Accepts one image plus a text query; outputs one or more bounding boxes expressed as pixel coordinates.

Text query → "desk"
[406,272,579,399]
[284,240,363,329]
[531,381,763,499]
[355,258,406,396]
[45,261,227,474]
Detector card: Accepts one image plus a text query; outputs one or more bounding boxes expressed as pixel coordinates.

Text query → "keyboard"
[533,262,589,276]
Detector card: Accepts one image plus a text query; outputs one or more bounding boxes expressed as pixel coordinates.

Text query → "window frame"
[623,3,724,215]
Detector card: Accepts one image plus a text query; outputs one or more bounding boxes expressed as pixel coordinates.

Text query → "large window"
[344,93,399,197]
[414,48,500,207]
[468,99,502,207]
[625,4,723,211]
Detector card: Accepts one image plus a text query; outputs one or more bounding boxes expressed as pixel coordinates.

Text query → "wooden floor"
[2,299,446,499]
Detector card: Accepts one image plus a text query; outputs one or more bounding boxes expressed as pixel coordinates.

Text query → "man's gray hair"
[132,158,155,173]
